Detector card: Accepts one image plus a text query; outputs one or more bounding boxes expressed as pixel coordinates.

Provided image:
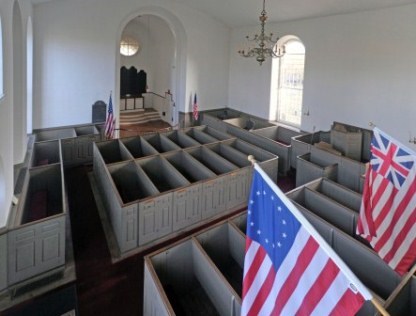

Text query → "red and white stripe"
[105,114,115,139]
[242,227,365,316]
[358,164,416,275]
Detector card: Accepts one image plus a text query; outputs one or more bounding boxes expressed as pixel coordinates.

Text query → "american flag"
[104,93,115,139]
[193,93,199,121]
[357,127,416,275]
[242,164,371,316]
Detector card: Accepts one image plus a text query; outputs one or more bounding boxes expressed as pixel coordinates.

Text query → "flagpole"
[370,298,389,316]
[248,155,256,165]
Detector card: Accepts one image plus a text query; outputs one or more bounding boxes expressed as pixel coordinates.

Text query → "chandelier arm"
[238,0,285,65]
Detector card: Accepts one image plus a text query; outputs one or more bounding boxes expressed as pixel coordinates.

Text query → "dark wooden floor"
[66,165,144,316]
[119,120,172,137]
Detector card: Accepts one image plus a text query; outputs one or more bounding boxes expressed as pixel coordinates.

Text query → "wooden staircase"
[119,108,162,126]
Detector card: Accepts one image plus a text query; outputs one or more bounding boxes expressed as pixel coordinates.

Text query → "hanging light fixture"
[238,0,285,65]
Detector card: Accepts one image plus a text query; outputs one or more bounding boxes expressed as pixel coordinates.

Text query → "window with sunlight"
[276,39,305,127]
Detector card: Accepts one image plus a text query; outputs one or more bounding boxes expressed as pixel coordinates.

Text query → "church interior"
[1,0,416,315]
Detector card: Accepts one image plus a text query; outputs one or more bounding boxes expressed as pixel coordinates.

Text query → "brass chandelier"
[238,0,285,65]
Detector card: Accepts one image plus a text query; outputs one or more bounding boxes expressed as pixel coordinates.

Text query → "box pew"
[31,140,61,167]
[200,114,228,133]
[295,147,339,187]
[337,153,366,193]
[162,151,217,231]
[206,142,251,169]
[225,124,292,176]
[203,108,241,121]
[72,125,101,164]
[290,131,331,169]
[183,128,219,144]
[186,146,240,219]
[330,122,363,161]
[119,136,159,159]
[297,146,365,193]
[94,139,134,164]
[315,178,362,212]
[144,237,241,316]
[193,125,235,141]
[75,125,99,137]
[195,222,245,299]
[8,164,66,285]
[223,117,275,131]
[331,121,372,162]
[252,125,304,174]
[287,184,358,236]
[0,229,6,292]
[205,142,252,209]
[104,161,158,253]
[222,139,279,184]
[142,133,181,153]
[35,127,77,142]
[200,109,241,133]
[229,212,247,236]
[136,156,190,245]
[161,130,201,148]
[384,266,416,315]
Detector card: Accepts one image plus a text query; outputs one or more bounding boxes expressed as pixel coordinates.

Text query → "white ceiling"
[31,0,416,27]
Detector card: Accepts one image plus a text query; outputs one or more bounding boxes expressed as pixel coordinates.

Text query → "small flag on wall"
[193,93,199,121]
[241,163,373,316]
[104,93,116,139]
[357,127,416,275]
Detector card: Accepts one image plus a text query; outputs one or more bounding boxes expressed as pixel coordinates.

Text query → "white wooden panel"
[60,138,75,163]
[143,263,171,316]
[121,205,138,252]
[202,176,227,220]
[139,194,172,246]
[126,98,135,110]
[0,233,7,291]
[155,194,173,239]
[8,217,65,285]
[227,168,250,210]
[173,184,202,231]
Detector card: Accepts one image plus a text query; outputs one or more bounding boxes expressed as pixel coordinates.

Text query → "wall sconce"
[409,132,416,144]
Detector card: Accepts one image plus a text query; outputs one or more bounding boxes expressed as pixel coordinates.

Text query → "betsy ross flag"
[193,93,199,121]
[104,93,116,139]
[242,164,372,316]
[357,127,416,275]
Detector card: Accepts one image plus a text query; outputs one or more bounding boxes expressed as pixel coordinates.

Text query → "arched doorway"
[27,17,33,134]
[13,0,26,164]
[116,7,187,134]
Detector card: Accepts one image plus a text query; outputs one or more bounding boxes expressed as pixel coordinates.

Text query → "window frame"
[271,37,305,128]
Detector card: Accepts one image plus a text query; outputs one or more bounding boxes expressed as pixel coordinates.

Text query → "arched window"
[0,17,3,97]
[272,38,305,127]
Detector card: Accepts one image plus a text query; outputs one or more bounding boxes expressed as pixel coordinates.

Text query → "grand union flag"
[357,127,416,275]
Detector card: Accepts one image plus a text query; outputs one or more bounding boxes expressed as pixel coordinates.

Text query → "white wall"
[229,4,416,144]
[0,0,32,227]
[33,0,230,129]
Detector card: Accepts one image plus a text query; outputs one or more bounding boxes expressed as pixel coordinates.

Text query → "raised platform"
[119,108,161,126]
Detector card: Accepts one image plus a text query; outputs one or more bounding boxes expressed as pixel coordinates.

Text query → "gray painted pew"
[192,125,235,141]
[119,136,159,159]
[290,130,331,169]
[162,151,217,231]
[161,130,201,148]
[144,220,244,316]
